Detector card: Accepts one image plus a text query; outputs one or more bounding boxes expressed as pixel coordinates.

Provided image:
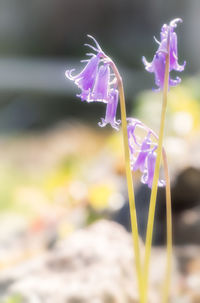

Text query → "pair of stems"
[110,33,171,303]
[143,33,170,303]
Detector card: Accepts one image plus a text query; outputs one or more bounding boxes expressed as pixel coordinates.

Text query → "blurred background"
[0,1,200,302]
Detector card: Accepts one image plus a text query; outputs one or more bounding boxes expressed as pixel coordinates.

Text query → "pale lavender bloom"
[65,35,121,130]
[65,35,105,102]
[98,89,121,130]
[127,118,165,188]
[66,54,100,101]
[127,121,141,155]
[142,18,185,90]
[90,64,110,103]
[141,150,165,188]
[133,133,151,172]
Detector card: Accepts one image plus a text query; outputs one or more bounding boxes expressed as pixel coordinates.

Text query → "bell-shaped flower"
[133,133,151,173]
[65,35,105,102]
[66,54,100,101]
[65,35,121,130]
[141,150,165,188]
[90,64,110,103]
[127,118,165,188]
[98,88,120,130]
[142,18,185,90]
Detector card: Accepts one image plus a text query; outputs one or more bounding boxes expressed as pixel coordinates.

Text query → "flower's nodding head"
[65,35,120,130]
[65,35,105,102]
[127,118,165,188]
[142,18,186,90]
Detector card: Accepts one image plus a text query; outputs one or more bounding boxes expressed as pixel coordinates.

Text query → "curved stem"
[143,35,170,303]
[109,60,144,303]
[162,149,172,303]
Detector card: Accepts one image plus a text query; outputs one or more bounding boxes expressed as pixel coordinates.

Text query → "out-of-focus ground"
[0,220,199,303]
[0,79,200,302]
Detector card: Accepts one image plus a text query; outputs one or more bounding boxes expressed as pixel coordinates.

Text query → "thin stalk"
[162,149,172,303]
[143,34,170,303]
[109,60,144,302]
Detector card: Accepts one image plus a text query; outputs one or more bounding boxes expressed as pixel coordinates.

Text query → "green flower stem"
[143,35,170,303]
[162,149,172,303]
[109,60,143,303]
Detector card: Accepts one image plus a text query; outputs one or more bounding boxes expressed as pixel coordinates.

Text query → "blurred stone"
[0,221,141,302]
[114,166,200,245]
[174,205,200,245]
[175,246,200,303]
[114,185,166,245]
[0,220,168,303]
[171,167,200,213]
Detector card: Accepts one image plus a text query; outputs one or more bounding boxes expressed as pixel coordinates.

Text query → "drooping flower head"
[66,35,104,102]
[142,18,186,90]
[127,118,165,188]
[98,88,121,130]
[65,35,121,129]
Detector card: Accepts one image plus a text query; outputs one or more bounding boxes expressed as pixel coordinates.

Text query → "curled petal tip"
[170,18,183,28]
[142,56,154,73]
[98,119,106,128]
[112,119,121,130]
[142,56,147,63]
[169,76,181,87]
[112,124,120,131]
[182,60,186,68]
[98,118,120,130]
[153,36,161,45]
[87,34,94,39]
[142,56,149,66]
[176,61,186,72]
[65,69,75,80]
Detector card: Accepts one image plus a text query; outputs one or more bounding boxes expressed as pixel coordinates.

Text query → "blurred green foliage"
[4,294,22,303]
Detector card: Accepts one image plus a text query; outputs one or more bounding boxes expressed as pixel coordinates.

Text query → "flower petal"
[91,64,110,103]
[133,133,151,172]
[98,89,120,130]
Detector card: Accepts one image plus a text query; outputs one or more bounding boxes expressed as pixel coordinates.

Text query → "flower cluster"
[65,18,185,188]
[142,18,186,90]
[66,35,120,129]
[127,118,165,188]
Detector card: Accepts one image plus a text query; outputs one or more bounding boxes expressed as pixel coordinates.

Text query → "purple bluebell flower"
[133,133,151,172]
[141,150,165,188]
[127,118,165,188]
[142,18,186,90]
[98,89,121,130]
[65,35,121,130]
[66,54,100,101]
[66,35,105,102]
[90,64,110,103]
[127,120,141,155]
